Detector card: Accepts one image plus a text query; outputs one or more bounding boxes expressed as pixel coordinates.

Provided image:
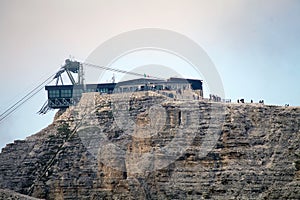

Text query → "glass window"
[73,89,83,97]
[61,89,72,98]
[49,90,60,98]
[99,88,108,93]
[87,88,95,92]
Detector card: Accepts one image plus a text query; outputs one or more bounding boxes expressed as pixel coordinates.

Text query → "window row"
[49,89,73,98]
[48,88,110,98]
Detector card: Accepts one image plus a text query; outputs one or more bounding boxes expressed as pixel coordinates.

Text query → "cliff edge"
[0,92,299,199]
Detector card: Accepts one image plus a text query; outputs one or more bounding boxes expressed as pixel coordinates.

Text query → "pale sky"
[0,0,300,149]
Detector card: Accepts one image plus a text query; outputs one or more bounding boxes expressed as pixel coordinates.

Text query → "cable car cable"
[0,72,56,123]
[1,60,163,122]
[82,62,163,80]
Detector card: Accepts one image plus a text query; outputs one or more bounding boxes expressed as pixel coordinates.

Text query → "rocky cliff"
[0,92,299,199]
[0,189,42,200]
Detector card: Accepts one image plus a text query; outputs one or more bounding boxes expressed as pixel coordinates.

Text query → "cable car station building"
[45,77,203,109]
[39,59,203,113]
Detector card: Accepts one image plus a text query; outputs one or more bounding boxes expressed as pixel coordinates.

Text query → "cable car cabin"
[45,77,203,109]
[45,83,116,109]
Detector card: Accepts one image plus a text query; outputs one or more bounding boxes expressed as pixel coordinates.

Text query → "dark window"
[99,88,108,93]
[61,89,72,98]
[49,90,60,98]
[73,89,83,97]
[87,88,96,92]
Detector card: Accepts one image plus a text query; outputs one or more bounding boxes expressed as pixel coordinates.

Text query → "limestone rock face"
[0,189,42,200]
[0,92,299,199]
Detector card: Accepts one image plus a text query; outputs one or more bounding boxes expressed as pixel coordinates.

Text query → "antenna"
[112,73,116,83]
[78,63,84,85]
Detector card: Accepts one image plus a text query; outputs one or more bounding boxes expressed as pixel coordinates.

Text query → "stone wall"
[0,92,299,199]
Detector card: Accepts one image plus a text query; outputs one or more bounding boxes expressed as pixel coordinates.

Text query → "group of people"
[237,99,264,104]
[237,99,245,103]
[209,94,222,102]
[258,100,264,104]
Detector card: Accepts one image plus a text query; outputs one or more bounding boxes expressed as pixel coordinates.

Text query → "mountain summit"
[0,92,299,199]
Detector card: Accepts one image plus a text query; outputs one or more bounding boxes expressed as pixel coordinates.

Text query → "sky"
[0,0,299,149]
